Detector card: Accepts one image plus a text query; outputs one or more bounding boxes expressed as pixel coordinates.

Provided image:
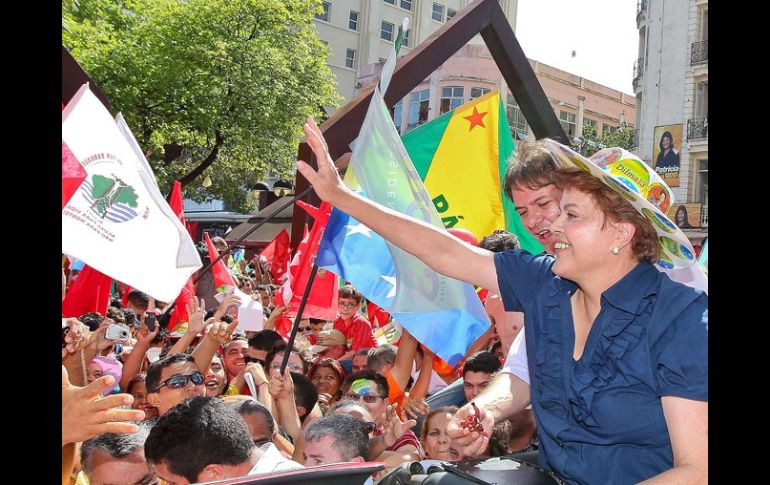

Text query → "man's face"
[343,378,388,425]
[338,297,359,320]
[148,361,205,416]
[223,340,249,379]
[86,449,157,485]
[246,347,267,364]
[258,289,271,308]
[304,435,358,466]
[241,411,273,447]
[511,183,564,254]
[463,371,494,401]
[351,354,368,373]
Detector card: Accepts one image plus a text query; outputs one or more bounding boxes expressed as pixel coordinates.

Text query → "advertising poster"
[652,123,683,187]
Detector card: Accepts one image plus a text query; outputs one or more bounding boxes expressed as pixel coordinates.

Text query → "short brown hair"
[338,284,362,304]
[503,140,561,201]
[552,168,660,263]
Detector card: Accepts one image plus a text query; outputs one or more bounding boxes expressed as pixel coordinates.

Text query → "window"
[440,86,464,114]
[315,1,330,21]
[400,0,412,11]
[432,3,444,22]
[602,123,617,135]
[345,48,356,69]
[582,118,597,136]
[697,159,708,205]
[447,8,458,20]
[391,99,404,134]
[407,89,430,131]
[381,21,394,41]
[384,0,395,4]
[560,111,576,137]
[506,94,528,136]
[470,87,491,99]
[403,29,410,47]
[349,10,359,30]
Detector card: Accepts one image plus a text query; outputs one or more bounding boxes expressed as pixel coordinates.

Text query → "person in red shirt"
[332,285,377,360]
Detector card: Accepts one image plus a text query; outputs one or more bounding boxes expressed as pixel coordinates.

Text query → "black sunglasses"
[153,372,205,392]
[244,356,264,365]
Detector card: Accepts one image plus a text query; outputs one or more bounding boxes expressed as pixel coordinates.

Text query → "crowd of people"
[62,123,707,485]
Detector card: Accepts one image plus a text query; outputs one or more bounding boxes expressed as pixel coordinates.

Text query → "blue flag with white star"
[316,20,490,366]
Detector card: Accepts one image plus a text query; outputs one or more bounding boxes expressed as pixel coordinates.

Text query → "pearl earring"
[611,246,620,255]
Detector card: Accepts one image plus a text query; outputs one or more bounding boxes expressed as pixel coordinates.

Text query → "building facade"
[633,0,708,244]
[356,45,635,146]
[313,0,518,108]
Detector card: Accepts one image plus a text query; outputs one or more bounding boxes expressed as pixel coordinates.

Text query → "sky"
[514,0,639,94]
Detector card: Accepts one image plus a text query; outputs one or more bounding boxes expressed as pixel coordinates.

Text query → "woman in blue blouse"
[296,118,707,484]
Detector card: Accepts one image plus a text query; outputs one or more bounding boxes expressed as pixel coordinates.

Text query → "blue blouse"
[494,250,708,485]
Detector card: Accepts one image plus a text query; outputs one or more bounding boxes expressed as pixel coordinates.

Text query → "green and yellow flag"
[402,90,543,253]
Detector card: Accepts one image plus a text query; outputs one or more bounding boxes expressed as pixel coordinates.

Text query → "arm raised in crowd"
[268,367,303,443]
[296,117,500,296]
[166,298,209,357]
[62,323,114,387]
[119,319,159,391]
[191,319,240,373]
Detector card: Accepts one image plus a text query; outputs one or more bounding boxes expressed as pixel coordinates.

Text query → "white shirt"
[248,443,304,475]
[499,328,530,385]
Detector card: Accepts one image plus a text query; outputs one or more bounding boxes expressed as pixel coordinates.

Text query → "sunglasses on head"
[344,392,383,404]
[153,371,205,392]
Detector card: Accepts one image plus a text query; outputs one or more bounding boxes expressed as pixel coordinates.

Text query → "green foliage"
[63,0,339,212]
[576,124,635,157]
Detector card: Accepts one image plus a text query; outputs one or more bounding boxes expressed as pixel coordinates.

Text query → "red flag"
[62,141,87,210]
[275,202,338,324]
[62,265,112,317]
[204,232,237,293]
[367,301,391,328]
[259,229,292,280]
[168,181,194,330]
[121,285,132,308]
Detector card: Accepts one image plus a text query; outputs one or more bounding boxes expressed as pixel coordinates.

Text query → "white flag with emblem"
[62,84,202,302]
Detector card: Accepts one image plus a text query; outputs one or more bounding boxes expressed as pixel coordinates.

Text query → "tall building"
[356,45,635,144]
[633,0,708,244]
[313,0,518,109]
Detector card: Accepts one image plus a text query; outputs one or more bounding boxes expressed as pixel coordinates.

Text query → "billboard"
[667,203,702,229]
[652,123,683,187]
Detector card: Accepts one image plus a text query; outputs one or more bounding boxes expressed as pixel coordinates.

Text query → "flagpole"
[279,263,320,375]
[160,185,314,323]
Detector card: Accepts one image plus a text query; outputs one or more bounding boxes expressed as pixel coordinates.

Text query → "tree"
[63,0,339,211]
[576,123,635,157]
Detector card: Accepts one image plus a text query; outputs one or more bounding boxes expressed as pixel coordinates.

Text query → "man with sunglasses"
[340,370,422,467]
[146,353,206,416]
[332,285,377,361]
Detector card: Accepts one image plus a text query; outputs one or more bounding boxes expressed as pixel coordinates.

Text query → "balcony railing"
[637,0,648,18]
[700,205,708,228]
[691,40,708,65]
[687,117,708,140]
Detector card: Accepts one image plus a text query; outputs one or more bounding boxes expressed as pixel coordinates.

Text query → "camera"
[145,312,156,332]
[105,323,131,340]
